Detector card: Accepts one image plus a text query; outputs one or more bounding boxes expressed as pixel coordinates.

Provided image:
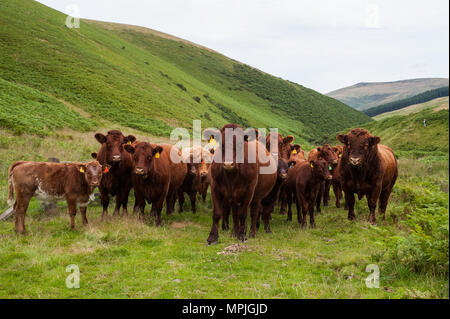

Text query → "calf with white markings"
[7,159,106,234]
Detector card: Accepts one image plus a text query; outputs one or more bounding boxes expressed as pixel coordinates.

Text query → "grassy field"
[374,96,449,121]
[0,126,448,298]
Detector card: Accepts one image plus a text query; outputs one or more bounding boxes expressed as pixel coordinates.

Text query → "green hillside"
[374,96,449,120]
[0,0,370,145]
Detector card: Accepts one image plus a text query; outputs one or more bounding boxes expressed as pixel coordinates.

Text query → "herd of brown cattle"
[7,125,398,244]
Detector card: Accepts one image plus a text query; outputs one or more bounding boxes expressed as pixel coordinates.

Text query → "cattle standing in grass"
[326,145,344,208]
[307,144,338,212]
[295,158,333,228]
[279,143,304,215]
[337,129,398,224]
[178,147,212,213]
[258,158,295,233]
[205,124,261,244]
[94,130,136,219]
[7,160,105,234]
[124,142,186,225]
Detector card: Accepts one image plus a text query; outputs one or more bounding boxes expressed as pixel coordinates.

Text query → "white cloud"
[38,0,449,93]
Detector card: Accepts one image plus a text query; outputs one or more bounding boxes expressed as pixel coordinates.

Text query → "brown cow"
[337,128,398,224]
[205,124,259,244]
[178,146,212,213]
[7,160,105,234]
[124,142,186,225]
[279,143,304,215]
[258,158,296,233]
[295,157,333,228]
[308,144,338,212]
[94,130,136,219]
[325,145,344,208]
[266,132,294,160]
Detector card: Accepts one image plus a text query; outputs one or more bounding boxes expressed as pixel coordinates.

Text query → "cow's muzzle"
[326,175,333,181]
[333,159,338,165]
[349,157,362,166]
[135,168,145,175]
[112,155,122,162]
[280,172,288,180]
[200,172,208,180]
[223,162,235,171]
[90,180,100,186]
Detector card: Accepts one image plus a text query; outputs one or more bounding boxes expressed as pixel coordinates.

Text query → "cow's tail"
[7,161,25,207]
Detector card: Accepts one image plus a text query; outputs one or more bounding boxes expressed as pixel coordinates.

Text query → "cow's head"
[332,145,343,159]
[94,130,136,164]
[78,160,103,187]
[316,144,338,166]
[203,123,249,172]
[310,157,332,181]
[266,133,294,160]
[277,158,296,181]
[289,144,305,160]
[337,128,380,167]
[124,142,163,177]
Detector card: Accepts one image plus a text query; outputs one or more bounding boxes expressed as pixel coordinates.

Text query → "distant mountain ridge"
[327,78,449,111]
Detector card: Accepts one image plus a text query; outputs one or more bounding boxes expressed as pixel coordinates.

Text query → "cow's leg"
[66,198,78,229]
[14,193,32,235]
[286,191,293,221]
[249,201,260,238]
[190,191,197,214]
[231,204,239,238]
[221,205,230,231]
[315,182,324,213]
[378,187,393,221]
[207,190,222,245]
[153,197,165,226]
[201,187,207,203]
[177,189,185,213]
[134,191,145,221]
[367,186,382,225]
[80,206,88,226]
[300,200,308,229]
[324,180,331,207]
[100,188,110,221]
[345,190,356,221]
[295,190,305,226]
[279,191,287,215]
[165,190,176,215]
[333,181,341,208]
[261,205,272,233]
[308,198,316,228]
[238,203,250,243]
[120,184,131,217]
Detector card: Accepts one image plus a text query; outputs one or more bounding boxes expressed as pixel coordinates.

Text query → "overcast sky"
[38,0,449,93]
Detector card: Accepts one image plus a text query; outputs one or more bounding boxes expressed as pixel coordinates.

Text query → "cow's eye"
[147,156,152,161]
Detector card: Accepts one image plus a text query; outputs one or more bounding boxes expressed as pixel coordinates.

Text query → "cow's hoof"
[301,223,307,229]
[324,202,329,207]
[279,210,286,215]
[286,217,292,222]
[206,235,218,245]
[310,224,316,229]
[336,203,341,208]
[249,232,256,238]
[265,228,272,234]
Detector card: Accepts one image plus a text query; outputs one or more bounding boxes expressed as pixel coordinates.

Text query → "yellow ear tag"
[292,149,297,154]
[310,163,314,168]
[339,154,342,158]
[209,137,216,146]
[155,152,160,159]
[79,167,85,173]
[127,141,132,145]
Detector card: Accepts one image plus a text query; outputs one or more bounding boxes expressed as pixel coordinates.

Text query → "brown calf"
[94,130,136,219]
[337,128,398,224]
[8,160,105,234]
[295,158,333,228]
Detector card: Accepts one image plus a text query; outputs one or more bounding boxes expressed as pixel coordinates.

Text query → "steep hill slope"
[327,78,449,111]
[0,0,370,146]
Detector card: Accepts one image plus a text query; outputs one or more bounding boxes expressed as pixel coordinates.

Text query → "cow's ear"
[102,164,111,173]
[332,147,338,153]
[317,147,322,152]
[209,148,215,155]
[124,144,135,154]
[369,136,381,146]
[95,133,107,144]
[78,164,87,174]
[91,152,97,159]
[124,135,136,144]
[293,144,301,151]
[309,160,315,168]
[153,146,163,157]
[243,128,258,142]
[337,134,348,145]
[288,160,296,168]
[283,135,294,144]
[203,128,220,145]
